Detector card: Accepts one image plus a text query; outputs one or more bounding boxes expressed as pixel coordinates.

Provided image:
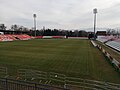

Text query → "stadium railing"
[16,69,120,89]
[0,67,120,90]
[0,67,9,78]
[0,78,69,90]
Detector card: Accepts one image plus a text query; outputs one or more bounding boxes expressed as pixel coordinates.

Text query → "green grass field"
[0,39,120,83]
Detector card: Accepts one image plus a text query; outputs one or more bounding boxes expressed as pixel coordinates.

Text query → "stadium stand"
[6,34,17,40]
[13,34,31,40]
[0,35,66,41]
[0,34,32,42]
[106,40,120,52]
[0,35,15,41]
[97,36,115,43]
[95,37,120,71]
[97,36,120,52]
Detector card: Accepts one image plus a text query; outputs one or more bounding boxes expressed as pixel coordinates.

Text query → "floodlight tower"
[93,8,97,40]
[33,14,37,37]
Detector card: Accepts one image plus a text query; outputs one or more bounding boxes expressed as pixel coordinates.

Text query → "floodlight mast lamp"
[93,8,97,40]
[33,14,37,37]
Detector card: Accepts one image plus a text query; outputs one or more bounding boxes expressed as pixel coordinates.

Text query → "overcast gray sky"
[0,0,120,30]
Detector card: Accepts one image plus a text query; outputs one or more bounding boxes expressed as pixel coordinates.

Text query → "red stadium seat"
[0,34,32,42]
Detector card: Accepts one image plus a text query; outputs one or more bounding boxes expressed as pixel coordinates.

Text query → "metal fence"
[16,69,120,90]
[0,67,120,90]
[0,78,69,90]
[0,67,8,78]
[66,77,120,90]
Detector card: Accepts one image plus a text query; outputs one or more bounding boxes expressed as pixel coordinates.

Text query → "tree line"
[0,24,88,37]
[106,29,120,36]
[1,24,120,37]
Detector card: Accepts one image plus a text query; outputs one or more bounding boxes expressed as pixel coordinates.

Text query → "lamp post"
[33,14,37,37]
[93,8,97,40]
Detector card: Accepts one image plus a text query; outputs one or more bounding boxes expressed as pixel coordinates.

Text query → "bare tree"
[11,24,19,31]
[0,24,6,30]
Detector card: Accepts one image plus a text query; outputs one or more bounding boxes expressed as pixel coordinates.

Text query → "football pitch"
[0,39,120,83]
